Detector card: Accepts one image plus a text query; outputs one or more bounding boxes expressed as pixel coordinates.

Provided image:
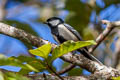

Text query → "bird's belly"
[58,25,79,41]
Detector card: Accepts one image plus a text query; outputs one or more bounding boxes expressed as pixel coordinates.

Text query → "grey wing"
[64,23,88,51]
[63,23,82,40]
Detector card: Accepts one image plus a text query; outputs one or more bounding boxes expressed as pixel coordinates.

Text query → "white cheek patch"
[49,20,59,26]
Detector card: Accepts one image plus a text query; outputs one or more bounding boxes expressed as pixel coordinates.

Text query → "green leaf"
[8,58,39,72]
[0,71,4,80]
[6,72,31,80]
[29,44,51,59]
[51,40,96,61]
[68,68,82,76]
[9,56,46,74]
[112,76,120,80]
[10,56,45,65]
[0,55,46,74]
[0,56,25,68]
[19,69,31,75]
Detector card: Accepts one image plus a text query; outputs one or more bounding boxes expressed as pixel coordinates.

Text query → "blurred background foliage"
[0,0,120,77]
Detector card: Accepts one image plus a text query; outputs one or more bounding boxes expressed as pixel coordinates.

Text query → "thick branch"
[0,23,50,47]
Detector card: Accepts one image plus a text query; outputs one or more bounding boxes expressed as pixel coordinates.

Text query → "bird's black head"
[45,17,64,28]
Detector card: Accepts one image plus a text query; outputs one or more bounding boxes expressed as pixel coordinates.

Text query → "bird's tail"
[78,49,103,65]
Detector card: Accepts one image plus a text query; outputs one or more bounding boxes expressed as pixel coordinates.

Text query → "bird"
[44,17,102,64]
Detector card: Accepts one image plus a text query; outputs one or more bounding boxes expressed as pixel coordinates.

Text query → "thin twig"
[46,62,64,80]
[89,20,115,53]
[56,64,76,75]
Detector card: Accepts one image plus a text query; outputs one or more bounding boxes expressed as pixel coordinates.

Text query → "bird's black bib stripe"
[51,27,67,43]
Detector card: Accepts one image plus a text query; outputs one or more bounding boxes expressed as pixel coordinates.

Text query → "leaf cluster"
[0,40,96,79]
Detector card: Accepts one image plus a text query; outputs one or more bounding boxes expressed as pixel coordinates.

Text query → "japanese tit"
[45,17,102,64]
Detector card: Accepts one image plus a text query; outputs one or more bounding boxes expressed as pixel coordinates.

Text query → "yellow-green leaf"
[112,76,120,80]
[29,44,51,59]
[51,40,96,61]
